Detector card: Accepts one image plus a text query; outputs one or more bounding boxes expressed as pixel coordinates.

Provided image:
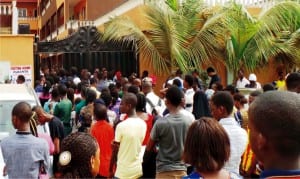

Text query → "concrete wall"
[0,35,35,86]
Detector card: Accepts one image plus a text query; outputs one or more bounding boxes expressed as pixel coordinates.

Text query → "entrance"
[35,26,138,80]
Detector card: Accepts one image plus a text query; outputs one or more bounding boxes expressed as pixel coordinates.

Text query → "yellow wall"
[0,35,35,86]
[19,18,38,30]
[117,5,280,90]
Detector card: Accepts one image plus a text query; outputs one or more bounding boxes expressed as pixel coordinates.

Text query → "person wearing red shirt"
[90,103,114,177]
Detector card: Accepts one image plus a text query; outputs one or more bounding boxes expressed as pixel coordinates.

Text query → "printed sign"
[9,65,32,84]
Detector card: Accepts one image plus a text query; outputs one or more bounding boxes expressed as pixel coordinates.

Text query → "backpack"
[146,97,161,116]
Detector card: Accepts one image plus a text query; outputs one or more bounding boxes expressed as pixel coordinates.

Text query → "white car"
[0,84,51,178]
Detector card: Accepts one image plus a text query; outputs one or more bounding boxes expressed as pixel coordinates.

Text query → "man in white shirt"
[210,91,248,174]
[142,78,165,116]
[183,74,195,113]
[109,93,147,178]
[236,69,249,88]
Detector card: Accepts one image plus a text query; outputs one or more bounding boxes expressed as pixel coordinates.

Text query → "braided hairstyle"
[59,132,98,178]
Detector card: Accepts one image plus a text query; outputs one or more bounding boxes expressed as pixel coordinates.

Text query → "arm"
[53,137,60,154]
[146,138,156,152]
[109,141,120,178]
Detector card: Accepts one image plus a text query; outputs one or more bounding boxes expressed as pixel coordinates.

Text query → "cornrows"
[59,132,98,178]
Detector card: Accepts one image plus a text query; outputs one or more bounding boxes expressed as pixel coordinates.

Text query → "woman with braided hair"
[59,132,100,178]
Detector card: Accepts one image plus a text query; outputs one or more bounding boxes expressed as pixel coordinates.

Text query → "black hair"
[206,67,215,73]
[211,91,234,114]
[249,91,300,157]
[184,74,194,87]
[57,84,68,96]
[90,78,97,85]
[136,93,146,112]
[263,83,275,92]
[93,103,108,121]
[59,132,98,178]
[224,84,238,95]
[286,72,300,93]
[128,85,139,95]
[165,86,182,107]
[86,89,97,104]
[173,79,182,88]
[100,91,113,107]
[250,90,262,97]
[176,69,183,76]
[43,80,52,95]
[12,101,32,122]
[122,93,137,109]
[17,75,25,83]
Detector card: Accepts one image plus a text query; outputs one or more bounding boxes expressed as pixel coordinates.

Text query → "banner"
[9,65,32,84]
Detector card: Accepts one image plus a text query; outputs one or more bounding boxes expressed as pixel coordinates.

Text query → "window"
[18,8,27,17]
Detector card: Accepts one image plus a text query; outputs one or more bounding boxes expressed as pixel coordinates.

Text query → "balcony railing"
[18,17,38,21]
[66,20,94,31]
[0,4,12,15]
[144,0,292,8]
[0,27,12,34]
[43,20,94,40]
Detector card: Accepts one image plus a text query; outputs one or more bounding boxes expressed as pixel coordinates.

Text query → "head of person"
[12,102,33,129]
[59,132,100,178]
[86,89,97,104]
[248,91,300,168]
[100,91,112,107]
[43,80,52,94]
[211,82,223,92]
[184,74,194,89]
[93,103,108,121]
[192,69,199,77]
[51,86,60,101]
[57,84,68,98]
[32,106,49,125]
[206,67,215,77]
[262,83,275,92]
[183,117,230,173]
[233,93,247,110]
[141,79,152,94]
[238,69,245,79]
[224,84,238,96]
[286,72,300,93]
[90,78,97,86]
[175,69,183,78]
[133,78,142,88]
[165,86,183,108]
[278,71,284,80]
[16,75,25,84]
[210,91,234,121]
[248,90,262,105]
[248,73,257,84]
[136,93,147,113]
[172,78,182,89]
[128,85,139,95]
[141,70,149,79]
[120,92,137,114]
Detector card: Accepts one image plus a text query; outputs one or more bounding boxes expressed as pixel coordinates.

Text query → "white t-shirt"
[114,117,147,179]
[184,88,195,113]
[219,117,248,174]
[236,77,250,88]
[146,91,165,116]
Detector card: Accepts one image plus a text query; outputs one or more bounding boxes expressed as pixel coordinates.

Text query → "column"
[12,0,18,34]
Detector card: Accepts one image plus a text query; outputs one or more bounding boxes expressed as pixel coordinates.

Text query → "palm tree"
[224,1,300,75]
[101,0,228,75]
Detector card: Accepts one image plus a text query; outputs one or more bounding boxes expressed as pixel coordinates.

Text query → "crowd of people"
[1,65,299,178]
